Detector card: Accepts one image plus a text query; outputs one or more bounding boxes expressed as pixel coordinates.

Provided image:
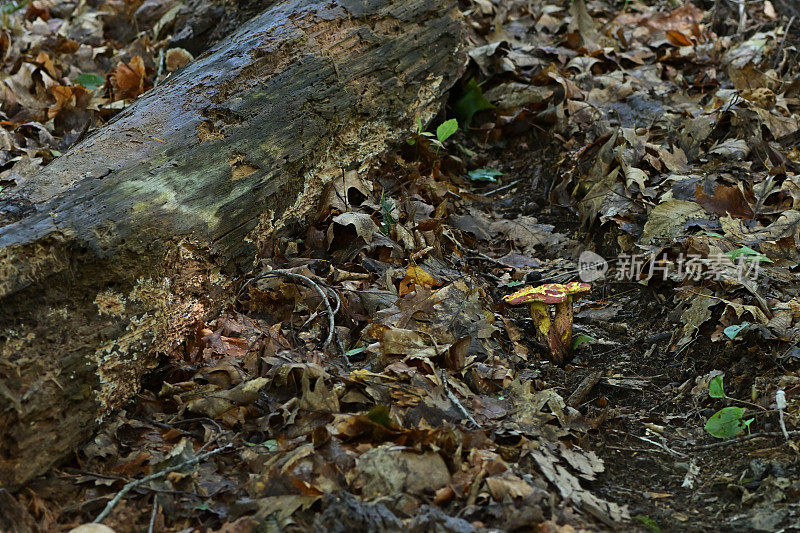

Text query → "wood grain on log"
[0,0,465,488]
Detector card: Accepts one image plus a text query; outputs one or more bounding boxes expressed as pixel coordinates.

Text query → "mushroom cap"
[563,281,591,296]
[504,283,568,305]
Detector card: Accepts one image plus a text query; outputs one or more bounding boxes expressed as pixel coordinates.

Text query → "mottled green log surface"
[0,0,465,488]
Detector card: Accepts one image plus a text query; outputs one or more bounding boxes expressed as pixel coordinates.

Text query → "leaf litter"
[2,0,800,531]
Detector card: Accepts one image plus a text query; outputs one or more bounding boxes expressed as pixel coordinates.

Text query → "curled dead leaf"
[111,56,151,100]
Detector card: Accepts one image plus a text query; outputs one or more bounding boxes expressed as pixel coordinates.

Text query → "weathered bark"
[0,0,465,488]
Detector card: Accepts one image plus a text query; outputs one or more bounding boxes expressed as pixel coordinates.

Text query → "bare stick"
[93,444,233,524]
[693,431,800,451]
[633,435,688,458]
[242,270,339,351]
[441,369,479,428]
[567,371,601,408]
[482,179,522,197]
[465,248,522,270]
[148,496,158,533]
[773,16,795,71]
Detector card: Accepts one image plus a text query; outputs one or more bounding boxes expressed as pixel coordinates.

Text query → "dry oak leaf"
[695,183,754,219]
[111,55,151,100]
[48,85,92,120]
[398,263,441,296]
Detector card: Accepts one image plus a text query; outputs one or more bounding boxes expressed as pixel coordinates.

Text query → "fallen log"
[0,0,465,488]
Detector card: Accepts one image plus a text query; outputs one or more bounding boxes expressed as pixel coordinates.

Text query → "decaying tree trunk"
[0,0,465,488]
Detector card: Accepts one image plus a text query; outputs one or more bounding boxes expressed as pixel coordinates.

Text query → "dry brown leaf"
[665,30,693,47]
[111,55,150,100]
[695,183,754,219]
[398,263,441,296]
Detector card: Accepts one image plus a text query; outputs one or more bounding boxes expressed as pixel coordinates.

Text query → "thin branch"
[93,444,233,524]
[241,270,339,351]
[148,496,158,533]
[441,369,479,428]
[692,431,800,451]
[482,179,522,197]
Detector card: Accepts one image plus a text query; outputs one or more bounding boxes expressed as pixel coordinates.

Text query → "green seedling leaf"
[344,346,365,357]
[366,405,392,427]
[727,246,773,263]
[379,192,396,236]
[572,334,596,349]
[75,73,105,90]
[705,406,747,439]
[453,78,495,128]
[468,168,503,182]
[507,280,525,287]
[50,149,62,157]
[708,375,726,398]
[634,515,661,533]
[436,119,458,143]
[2,1,27,14]
[723,322,749,340]
[458,143,476,157]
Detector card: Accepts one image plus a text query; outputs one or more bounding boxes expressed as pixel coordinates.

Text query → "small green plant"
[468,168,503,183]
[723,322,749,340]
[726,246,773,263]
[704,376,755,439]
[76,73,106,91]
[634,515,661,533]
[572,334,595,350]
[1,0,27,29]
[407,118,459,154]
[407,117,426,145]
[378,191,396,236]
[436,118,458,143]
[453,78,494,128]
[708,375,726,398]
[2,0,27,14]
[344,345,365,357]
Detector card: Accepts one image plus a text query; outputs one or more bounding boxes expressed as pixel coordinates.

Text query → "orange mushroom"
[504,281,590,365]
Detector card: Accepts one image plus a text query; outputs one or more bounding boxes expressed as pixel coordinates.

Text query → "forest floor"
[2,0,800,531]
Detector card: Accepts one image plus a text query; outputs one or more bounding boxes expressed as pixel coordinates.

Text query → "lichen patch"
[94,290,127,317]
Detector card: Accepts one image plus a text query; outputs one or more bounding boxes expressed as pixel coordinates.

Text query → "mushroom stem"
[554,297,575,355]
[529,302,568,364]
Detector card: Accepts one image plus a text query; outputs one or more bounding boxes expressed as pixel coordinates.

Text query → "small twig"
[773,16,794,71]
[566,371,601,408]
[148,496,158,533]
[241,270,338,351]
[465,249,516,269]
[466,467,487,506]
[737,0,747,34]
[482,178,522,197]
[441,369,479,428]
[633,434,688,458]
[692,431,800,451]
[93,444,233,524]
